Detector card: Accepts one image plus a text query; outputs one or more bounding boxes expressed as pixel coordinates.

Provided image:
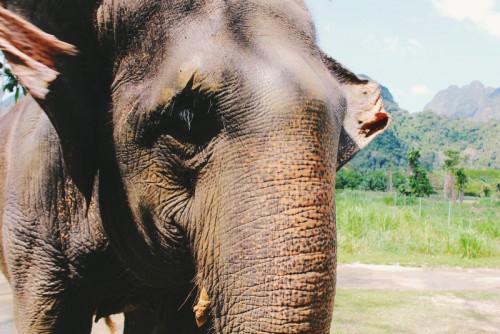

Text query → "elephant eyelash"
[140,90,222,150]
[178,109,194,130]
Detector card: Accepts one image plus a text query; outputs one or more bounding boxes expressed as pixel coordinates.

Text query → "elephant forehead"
[223,0,315,45]
[97,0,316,55]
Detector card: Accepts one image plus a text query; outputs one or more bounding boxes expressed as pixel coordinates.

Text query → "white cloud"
[362,34,424,56]
[390,87,408,98]
[407,38,424,49]
[381,36,405,55]
[433,0,500,38]
[411,85,430,96]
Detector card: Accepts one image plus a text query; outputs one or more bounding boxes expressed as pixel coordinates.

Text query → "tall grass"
[335,191,500,267]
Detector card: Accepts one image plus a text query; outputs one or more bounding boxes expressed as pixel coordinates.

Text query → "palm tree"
[455,168,468,204]
[443,150,459,200]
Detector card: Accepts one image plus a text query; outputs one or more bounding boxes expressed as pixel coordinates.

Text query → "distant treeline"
[337,165,499,199]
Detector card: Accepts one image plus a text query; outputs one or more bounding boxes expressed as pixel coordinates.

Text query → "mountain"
[424,81,500,122]
[349,84,500,171]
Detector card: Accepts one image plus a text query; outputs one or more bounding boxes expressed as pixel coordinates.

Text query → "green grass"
[335,191,500,268]
[331,290,500,333]
[466,169,500,180]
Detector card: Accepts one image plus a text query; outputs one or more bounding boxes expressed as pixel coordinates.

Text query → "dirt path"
[334,264,500,333]
[337,263,500,291]
[0,264,499,333]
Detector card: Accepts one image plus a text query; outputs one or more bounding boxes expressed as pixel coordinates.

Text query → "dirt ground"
[0,264,499,333]
[336,263,500,291]
[333,264,500,334]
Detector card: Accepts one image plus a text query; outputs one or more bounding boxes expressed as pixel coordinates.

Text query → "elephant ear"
[0,6,77,98]
[322,53,391,170]
[0,5,98,200]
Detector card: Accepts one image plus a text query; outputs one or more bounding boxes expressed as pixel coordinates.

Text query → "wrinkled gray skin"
[0,1,389,333]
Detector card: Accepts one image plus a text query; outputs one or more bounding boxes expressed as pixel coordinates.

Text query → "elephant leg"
[124,298,208,334]
[11,278,94,334]
[123,307,158,334]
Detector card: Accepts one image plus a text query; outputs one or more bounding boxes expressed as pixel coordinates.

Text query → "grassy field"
[335,190,500,268]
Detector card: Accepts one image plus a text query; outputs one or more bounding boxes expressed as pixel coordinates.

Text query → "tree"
[409,166,434,198]
[443,150,460,200]
[408,150,421,169]
[407,150,433,198]
[387,163,393,192]
[404,150,433,215]
[444,150,460,170]
[455,168,468,203]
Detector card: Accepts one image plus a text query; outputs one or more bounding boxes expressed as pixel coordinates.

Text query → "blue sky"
[1,1,499,113]
[305,0,500,112]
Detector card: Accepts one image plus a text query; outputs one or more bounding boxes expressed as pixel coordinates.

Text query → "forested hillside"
[350,85,500,171]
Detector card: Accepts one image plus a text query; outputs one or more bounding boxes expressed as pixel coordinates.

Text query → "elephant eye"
[142,90,222,150]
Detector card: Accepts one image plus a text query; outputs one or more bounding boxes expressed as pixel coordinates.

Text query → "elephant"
[0,1,389,333]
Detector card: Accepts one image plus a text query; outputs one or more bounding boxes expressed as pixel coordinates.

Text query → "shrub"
[361,170,388,191]
[459,232,483,259]
[337,169,363,190]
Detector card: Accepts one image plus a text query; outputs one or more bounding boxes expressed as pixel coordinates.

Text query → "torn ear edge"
[0,6,77,99]
[320,53,391,170]
[337,108,391,170]
[336,89,391,169]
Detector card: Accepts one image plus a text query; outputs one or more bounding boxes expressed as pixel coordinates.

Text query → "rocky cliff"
[424,81,500,122]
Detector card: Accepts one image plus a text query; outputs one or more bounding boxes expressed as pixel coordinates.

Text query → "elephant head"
[0,1,389,332]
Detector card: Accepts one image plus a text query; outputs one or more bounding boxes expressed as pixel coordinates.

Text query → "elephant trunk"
[215,207,336,333]
[194,102,337,333]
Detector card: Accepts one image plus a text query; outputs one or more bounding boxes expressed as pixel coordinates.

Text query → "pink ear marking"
[360,112,390,138]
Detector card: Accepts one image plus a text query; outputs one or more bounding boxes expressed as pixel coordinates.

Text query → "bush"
[336,169,363,190]
[393,170,408,190]
[464,170,500,197]
[361,170,388,191]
